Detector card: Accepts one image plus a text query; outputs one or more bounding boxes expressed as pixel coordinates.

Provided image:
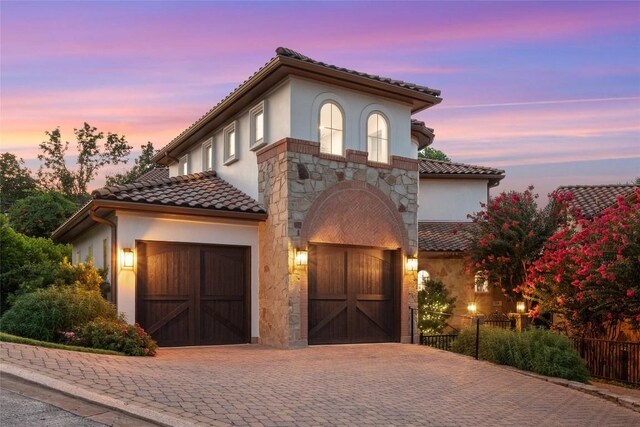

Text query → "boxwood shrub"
[451,326,589,383]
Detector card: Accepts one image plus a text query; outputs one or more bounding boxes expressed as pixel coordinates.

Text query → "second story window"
[367,112,388,163]
[179,154,190,175]
[203,140,213,171]
[224,122,238,165]
[474,271,490,293]
[319,101,343,156]
[250,101,266,150]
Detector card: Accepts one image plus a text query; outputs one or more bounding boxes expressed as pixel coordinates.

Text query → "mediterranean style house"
[53,47,504,347]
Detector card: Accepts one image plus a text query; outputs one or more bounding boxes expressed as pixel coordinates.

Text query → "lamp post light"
[516,301,526,313]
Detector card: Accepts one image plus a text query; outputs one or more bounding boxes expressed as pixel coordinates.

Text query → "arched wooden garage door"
[136,241,250,347]
[308,245,400,344]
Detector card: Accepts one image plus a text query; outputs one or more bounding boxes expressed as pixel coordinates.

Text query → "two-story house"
[53,47,503,347]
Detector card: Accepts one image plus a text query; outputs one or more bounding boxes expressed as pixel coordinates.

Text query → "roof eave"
[420,173,505,181]
[154,56,443,164]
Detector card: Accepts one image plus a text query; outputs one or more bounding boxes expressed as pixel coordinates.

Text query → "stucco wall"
[290,77,414,159]
[170,80,292,200]
[115,211,261,339]
[71,222,112,269]
[418,179,488,222]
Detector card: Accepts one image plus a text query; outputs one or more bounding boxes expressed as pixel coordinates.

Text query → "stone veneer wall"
[419,251,514,330]
[257,138,419,348]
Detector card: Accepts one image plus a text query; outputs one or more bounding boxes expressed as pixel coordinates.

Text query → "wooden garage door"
[308,245,398,345]
[136,241,249,347]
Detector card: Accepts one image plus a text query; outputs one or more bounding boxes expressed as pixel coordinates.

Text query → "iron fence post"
[475,317,480,360]
[410,307,415,344]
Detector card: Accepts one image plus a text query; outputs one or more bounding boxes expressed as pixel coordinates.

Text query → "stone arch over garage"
[300,180,410,251]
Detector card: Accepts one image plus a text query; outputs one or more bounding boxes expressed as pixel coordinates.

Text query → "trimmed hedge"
[0,332,124,356]
[451,326,589,383]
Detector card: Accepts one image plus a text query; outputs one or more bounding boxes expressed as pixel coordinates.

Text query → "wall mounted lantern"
[516,301,526,313]
[122,248,134,270]
[467,302,477,315]
[406,256,418,272]
[295,249,308,266]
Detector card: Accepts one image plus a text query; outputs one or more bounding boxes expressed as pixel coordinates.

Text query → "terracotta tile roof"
[154,47,442,163]
[418,221,476,252]
[135,168,169,182]
[92,171,266,214]
[419,159,505,177]
[556,184,639,219]
[276,47,441,97]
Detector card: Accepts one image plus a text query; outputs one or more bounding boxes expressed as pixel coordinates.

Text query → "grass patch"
[0,332,124,356]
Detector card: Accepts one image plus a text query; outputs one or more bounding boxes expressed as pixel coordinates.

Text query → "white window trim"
[249,101,267,151]
[202,138,214,171]
[179,154,190,175]
[223,121,239,165]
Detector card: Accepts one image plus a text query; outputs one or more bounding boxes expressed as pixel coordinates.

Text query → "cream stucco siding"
[169,80,292,200]
[289,77,415,159]
[115,211,261,339]
[418,179,488,221]
[71,222,112,270]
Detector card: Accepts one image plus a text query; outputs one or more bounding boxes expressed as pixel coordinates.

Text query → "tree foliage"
[524,191,640,337]
[8,191,77,238]
[0,153,37,213]
[466,187,570,300]
[105,142,159,186]
[418,278,456,334]
[418,147,451,162]
[0,216,71,311]
[38,123,132,202]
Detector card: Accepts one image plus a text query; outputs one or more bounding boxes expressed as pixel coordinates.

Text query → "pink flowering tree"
[524,191,640,338]
[466,186,572,300]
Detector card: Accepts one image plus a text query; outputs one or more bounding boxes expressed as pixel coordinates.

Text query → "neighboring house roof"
[555,184,639,219]
[419,159,505,187]
[93,171,266,213]
[135,168,169,182]
[153,47,442,165]
[418,221,476,252]
[52,172,266,243]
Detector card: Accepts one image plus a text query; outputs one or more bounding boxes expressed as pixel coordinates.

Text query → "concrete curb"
[0,362,201,427]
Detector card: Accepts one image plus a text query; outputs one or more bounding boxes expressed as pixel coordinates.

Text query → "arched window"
[418,270,430,291]
[319,101,343,155]
[474,271,489,293]
[367,112,388,163]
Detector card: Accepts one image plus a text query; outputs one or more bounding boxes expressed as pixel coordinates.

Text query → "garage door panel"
[309,245,398,345]
[136,241,249,347]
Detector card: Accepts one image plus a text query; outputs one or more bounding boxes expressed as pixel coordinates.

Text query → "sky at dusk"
[1,1,639,201]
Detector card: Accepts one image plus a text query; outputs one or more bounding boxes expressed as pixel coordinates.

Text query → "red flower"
[627,289,635,298]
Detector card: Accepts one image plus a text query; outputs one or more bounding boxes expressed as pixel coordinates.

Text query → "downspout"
[89,207,118,307]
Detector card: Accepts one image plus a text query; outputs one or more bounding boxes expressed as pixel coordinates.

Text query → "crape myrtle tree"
[466,186,572,303]
[38,122,132,203]
[524,190,640,338]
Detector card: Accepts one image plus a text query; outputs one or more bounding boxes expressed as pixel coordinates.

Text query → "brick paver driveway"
[1,342,638,426]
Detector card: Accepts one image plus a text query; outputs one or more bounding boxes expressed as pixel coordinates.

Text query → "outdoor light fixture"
[295,249,308,266]
[406,256,418,272]
[467,302,477,314]
[122,248,134,269]
[516,301,526,313]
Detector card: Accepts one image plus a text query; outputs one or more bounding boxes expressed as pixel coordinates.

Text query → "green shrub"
[73,317,157,356]
[8,191,77,238]
[418,278,456,334]
[451,326,589,383]
[0,286,117,342]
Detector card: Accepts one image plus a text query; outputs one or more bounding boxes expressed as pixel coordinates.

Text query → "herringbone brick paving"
[1,342,638,426]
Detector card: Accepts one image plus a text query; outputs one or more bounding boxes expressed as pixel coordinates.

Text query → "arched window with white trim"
[418,270,430,291]
[367,112,388,163]
[319,101,343,155]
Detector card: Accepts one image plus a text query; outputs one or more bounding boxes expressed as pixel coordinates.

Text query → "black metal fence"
[572,338,640,385]
[419,333,458,351]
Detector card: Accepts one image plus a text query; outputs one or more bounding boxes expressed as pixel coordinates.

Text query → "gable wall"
[418,178,488,221]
